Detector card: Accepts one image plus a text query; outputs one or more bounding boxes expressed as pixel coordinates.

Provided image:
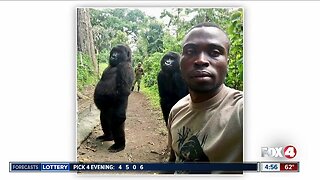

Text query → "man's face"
[181,26,229,93]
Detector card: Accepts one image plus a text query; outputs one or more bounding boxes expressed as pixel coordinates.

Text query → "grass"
[140,82,160,109]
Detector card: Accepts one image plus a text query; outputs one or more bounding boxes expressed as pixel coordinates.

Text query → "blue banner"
[9,162,258,172]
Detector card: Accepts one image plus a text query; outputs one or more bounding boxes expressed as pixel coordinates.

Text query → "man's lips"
[190,70,213,78]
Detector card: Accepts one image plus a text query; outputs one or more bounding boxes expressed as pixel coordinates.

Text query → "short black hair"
[186,22,230,54]
[191,22,222,30]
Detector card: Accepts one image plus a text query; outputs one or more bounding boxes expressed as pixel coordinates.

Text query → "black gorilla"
[157,52,189,126]
[94,44,134,153]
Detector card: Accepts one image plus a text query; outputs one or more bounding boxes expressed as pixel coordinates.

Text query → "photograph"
[76,7,244,174]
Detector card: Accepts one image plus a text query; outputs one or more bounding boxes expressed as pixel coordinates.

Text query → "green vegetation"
[98,62,108,76]
[140,81,160,108]
[77,53,98,91]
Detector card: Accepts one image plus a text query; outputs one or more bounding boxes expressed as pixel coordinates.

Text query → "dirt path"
[77,87,169,174]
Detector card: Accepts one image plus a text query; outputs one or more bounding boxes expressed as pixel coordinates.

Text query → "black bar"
[69,162,258,171]
[10,162,258,172]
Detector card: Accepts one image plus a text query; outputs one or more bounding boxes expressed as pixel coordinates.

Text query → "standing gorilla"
[157,52,189,126]
[94,44,134,153]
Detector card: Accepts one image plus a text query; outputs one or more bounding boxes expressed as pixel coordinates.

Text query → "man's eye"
[209,50,221,57]
[185,49,195,55]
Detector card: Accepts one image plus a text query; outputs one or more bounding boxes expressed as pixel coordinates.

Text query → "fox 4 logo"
[261,145,297,159]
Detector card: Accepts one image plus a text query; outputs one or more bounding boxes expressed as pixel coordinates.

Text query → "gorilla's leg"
[108,97,128,153]
[96,109,114,141]
[108,122,125,153]
[163,111,169,126]
[160,101,171,126]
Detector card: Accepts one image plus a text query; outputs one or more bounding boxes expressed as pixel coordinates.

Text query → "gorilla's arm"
[94,66,118,96]
[173,73,188,98]
[116,62,134,96]
[157,72,169,102]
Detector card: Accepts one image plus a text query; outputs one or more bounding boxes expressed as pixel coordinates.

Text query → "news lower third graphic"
[9,145,299,173]
[9,162,299,173]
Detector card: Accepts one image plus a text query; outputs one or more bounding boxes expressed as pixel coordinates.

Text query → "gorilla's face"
[109,45,131,67]
[161,52,181,73]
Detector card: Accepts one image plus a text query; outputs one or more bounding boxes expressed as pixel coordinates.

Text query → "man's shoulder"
[225,86,243,102]
[224,86,243,128]
[171,94,190,113]
[168,94,190,127]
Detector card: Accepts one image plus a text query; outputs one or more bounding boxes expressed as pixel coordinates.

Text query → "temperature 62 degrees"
[280,163,299,172]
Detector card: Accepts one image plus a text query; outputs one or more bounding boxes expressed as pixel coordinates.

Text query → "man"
[167,22,243,173]
[131,62,144,92]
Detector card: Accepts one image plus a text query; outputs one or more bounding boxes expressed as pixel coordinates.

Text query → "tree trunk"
[77,8,98,74]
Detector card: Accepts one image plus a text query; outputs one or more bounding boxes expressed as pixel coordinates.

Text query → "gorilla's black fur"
[94,44,134,152]
[157,52,189,126]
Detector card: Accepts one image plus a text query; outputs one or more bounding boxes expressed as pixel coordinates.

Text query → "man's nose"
[194,52,209,68]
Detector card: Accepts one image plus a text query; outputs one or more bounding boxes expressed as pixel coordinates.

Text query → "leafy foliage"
[77,53,98,90]
[96,48,109,64]
[143,52,163,87]
[226,9,243,90]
